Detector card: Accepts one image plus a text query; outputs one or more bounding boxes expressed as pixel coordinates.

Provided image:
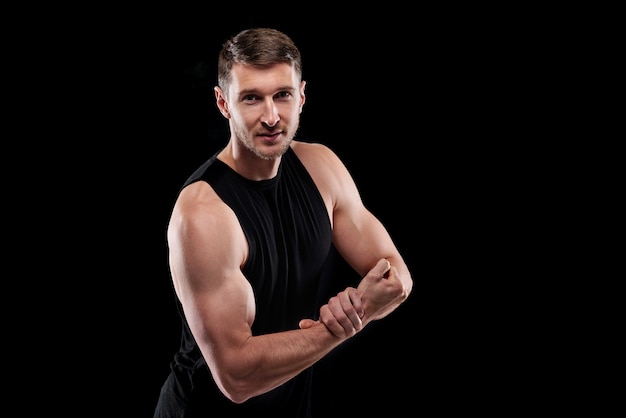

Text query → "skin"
[167,61,413,404]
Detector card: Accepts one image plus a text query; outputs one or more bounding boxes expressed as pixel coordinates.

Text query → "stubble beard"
[234,124,298,161]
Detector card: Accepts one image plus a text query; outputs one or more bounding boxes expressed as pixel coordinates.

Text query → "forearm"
[205,322,345,403]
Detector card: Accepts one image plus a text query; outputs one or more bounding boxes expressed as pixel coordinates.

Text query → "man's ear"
[299,80,306,113]
[214,86,230,119]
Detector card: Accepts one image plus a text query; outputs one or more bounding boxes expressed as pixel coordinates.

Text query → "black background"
[20,6,546,416]
[126,17,425,416]
[135,18,424,415]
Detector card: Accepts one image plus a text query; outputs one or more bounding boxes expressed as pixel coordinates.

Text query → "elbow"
[215,374,254,404]
[202,346,265,404]
[224,391,250,405]
[212,363,264,404]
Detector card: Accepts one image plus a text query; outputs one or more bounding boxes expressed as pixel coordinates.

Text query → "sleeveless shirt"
[156,145,334,417]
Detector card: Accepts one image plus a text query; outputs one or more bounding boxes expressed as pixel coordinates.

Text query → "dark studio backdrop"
[142,21,419,415]
[45,8,538,416]
[122,18,424,416]
[10,3,587,414]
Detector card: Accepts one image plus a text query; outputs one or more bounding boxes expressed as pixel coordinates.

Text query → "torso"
[183,144,333,333]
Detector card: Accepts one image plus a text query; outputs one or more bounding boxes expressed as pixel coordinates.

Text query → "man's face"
[221,62,306,161]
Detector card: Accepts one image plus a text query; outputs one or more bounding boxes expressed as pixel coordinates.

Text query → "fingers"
[318,287,363,338]
[302,259,395,338]
[347,288,364,318]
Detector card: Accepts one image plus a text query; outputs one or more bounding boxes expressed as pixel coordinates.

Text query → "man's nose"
[261,99,280,127]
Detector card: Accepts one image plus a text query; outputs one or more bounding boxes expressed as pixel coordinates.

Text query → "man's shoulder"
[291,140,335,162]
[172,181,237,237]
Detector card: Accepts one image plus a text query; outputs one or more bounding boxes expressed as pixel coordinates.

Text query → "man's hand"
[299,258,393,337]
[299,287,364,338]
[357,258,408,323]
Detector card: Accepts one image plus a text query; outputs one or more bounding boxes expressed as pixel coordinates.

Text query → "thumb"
[299,318,318,329]
[373,258,391,279]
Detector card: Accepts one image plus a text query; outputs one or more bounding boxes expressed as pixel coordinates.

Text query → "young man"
[154,27,413,417]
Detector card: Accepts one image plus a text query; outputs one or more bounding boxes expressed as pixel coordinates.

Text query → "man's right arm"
[167,182,358,403]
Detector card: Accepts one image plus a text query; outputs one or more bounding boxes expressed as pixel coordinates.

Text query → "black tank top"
[162,146,333,417]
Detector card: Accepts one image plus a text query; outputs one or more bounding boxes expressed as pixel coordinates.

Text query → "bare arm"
[294,142,413,327]
[167,181,353,404]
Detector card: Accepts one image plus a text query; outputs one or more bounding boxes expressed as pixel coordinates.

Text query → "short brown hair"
[217,28,303,91]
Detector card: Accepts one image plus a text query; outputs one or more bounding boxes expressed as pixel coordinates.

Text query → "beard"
[233,122,298,161]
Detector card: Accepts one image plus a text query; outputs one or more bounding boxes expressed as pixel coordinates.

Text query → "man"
[154,27,413,417]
